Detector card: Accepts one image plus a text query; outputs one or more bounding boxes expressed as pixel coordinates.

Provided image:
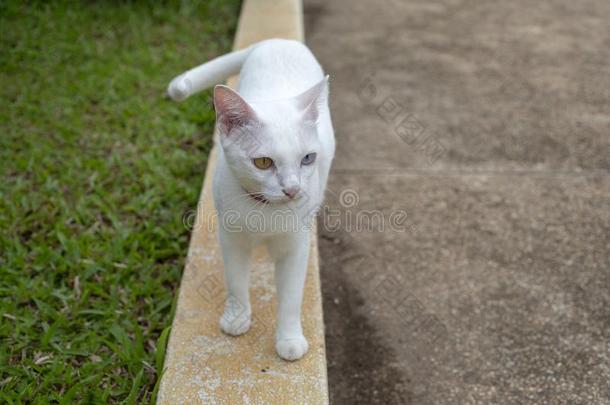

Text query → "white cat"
[168,39,335,360]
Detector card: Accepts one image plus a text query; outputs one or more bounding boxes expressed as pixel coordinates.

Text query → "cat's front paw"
[219,311,251,336]
[275,335,309,361]
[219,296,251,336]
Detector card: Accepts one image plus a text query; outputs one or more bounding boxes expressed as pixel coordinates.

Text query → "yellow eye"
[253,157,273,169]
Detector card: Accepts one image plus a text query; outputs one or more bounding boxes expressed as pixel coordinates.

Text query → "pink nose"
[282,186,300,199]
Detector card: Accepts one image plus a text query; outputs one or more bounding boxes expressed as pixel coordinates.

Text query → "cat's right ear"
[296,75,329,124]
[213,85,257,135]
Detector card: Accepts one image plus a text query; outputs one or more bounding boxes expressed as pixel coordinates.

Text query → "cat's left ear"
[297,75,329,123]
[214,85,258,135]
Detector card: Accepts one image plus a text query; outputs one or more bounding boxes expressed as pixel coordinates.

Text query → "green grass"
[0,1,240,402]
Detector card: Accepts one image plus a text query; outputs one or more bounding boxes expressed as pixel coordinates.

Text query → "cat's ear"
[214,85,257,135]
[297,75,329,123]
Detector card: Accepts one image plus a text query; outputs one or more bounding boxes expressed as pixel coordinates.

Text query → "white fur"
[169,39,335,361]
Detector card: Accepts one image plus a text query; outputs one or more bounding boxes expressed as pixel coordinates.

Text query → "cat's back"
[238,39,324,100]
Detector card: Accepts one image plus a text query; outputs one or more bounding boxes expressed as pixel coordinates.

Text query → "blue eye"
[301,152,317,165]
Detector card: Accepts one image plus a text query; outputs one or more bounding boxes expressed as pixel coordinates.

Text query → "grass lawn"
[0,1,240,402]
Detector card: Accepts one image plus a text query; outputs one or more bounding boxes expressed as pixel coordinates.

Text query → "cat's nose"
[282,185,300,199]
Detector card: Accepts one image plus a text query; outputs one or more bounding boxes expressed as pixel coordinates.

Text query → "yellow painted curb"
[156,0,328,404]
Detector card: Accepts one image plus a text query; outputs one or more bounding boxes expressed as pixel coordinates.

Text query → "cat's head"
[214,77,328,205]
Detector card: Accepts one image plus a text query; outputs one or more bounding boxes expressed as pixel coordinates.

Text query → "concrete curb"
[156,0,329,403]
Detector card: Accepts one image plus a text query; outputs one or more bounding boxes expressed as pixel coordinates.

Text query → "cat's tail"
[166,46,251,101]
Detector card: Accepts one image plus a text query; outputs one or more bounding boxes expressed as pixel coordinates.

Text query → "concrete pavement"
[305,0,609,403]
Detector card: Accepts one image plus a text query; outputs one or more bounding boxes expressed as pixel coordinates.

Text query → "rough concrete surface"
[305,0,609,403]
